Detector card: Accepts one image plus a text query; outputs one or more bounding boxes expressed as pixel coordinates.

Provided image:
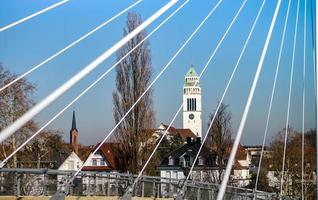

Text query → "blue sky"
[0,0,316,145]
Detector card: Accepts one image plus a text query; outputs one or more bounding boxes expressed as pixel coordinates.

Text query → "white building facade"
[58,151,83,171]
[183,66,202,138]
[57,151,83,191]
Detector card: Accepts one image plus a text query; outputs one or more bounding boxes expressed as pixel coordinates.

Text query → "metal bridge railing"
[0,168,276,199]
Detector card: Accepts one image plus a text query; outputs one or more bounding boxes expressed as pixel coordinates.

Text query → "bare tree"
[113,12,155,174]
[0,66,71,169]
[0,65,37,168]
[206,103,233,183]
[21,130,72,168]
[267,128,316,199]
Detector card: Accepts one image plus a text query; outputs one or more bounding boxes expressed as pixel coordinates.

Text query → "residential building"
[81,142,120,195]
[57,151,83,191]
[232,145,252,187]
[157,137,218,196]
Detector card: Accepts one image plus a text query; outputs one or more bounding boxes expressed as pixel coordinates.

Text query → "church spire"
[71,110,77,131]
[70,110,79,154]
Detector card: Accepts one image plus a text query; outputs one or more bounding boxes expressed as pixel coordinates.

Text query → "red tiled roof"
[176,129,197,138]
[87,142,119,171]
[161,124,196,139]
[235,144,248,160]
[99,143,118,169]
[224,143,249,168]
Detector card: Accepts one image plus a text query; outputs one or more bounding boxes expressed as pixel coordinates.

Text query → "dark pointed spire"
[71,110,77,131]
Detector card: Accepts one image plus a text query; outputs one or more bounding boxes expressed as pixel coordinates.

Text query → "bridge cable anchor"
[50,173,73,200]
[174,180,186,200]
[122,174,134,200]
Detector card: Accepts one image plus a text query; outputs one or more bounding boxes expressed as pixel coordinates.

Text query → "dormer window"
[168,156,174,166]
[198,156,204,165]
[179,157,185,167]
[184,155,190,167]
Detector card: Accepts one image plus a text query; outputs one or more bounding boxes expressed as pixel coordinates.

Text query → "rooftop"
[159,123,197,139]
[185,65,198,77]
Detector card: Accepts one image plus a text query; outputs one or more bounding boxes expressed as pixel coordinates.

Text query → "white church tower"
[183,65,202,138]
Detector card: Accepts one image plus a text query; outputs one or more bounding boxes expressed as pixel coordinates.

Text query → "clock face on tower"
[189,114,195,120]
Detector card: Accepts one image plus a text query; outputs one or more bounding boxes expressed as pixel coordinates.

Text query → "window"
[173,171,178,179]
[101,158,106,166]
[187,98,190,111]
[198,156,204,165]
[92,159,97,166]
[168,156,174,166]
[69,161,74,169]
[189,98,192,111]
[187,98,197,111]
[185,156,190,167]
[190,98,193,111]
[167,171,171,179]
[182,154,191,167]
[179,157,185,167]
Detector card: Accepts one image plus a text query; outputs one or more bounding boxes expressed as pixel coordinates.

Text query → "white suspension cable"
[0,0,189,169]
[255,0,292,191]
[216,0,282,199]
[0,0,69,32]
[0,0,142,92]
[280,0,300,197]
[184,0,265,193]
[68,0,220,182]
[311,0,317,99]
[301,0,307,199]
[130,0,239,192]
[0,0,178,144]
